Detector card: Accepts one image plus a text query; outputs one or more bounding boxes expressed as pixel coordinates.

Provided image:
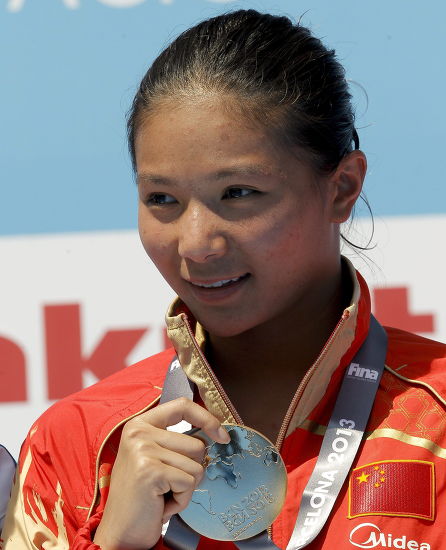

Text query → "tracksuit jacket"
[2,261,446,550]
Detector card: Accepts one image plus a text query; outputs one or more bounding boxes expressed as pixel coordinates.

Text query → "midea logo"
[349,523,430,549]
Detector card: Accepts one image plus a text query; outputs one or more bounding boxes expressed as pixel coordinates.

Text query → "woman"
[3,9,446,550]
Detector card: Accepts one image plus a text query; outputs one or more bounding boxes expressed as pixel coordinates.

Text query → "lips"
[189,274,249,289]
[185,273,250,302]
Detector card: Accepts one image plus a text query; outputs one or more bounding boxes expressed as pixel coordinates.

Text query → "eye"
[222,187,257,200]
[146,193,177,206]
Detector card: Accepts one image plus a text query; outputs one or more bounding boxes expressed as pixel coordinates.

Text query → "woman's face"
[135,99,346,337]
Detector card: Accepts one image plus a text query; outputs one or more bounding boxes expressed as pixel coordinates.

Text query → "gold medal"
[179,424,287,541]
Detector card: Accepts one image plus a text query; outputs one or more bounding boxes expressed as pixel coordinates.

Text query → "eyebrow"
[213,164,272,180]
[137,173,173,186]
[137,164,272,186]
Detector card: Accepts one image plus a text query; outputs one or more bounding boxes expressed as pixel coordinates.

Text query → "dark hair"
[127,9,359,175]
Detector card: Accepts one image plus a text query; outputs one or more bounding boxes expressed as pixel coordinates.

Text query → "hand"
[93,397,230,550]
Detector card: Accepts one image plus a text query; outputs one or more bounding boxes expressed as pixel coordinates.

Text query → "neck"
[205,262,352,439]
[208,264,350,378]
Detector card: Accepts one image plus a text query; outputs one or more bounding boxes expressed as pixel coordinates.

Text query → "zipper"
[268,310,350,540]
[87,395,162,519]
[183,315,243,425]
[275,310,350,451]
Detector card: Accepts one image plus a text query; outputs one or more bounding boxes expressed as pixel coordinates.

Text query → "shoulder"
[385,326,446,373]
[384,326,446,401]
[386,325,446,360]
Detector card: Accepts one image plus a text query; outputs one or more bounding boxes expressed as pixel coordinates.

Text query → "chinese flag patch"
[348,460,435,520]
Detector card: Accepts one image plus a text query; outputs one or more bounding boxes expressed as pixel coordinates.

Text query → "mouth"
[185,274,251,303]
[189,274,250,289]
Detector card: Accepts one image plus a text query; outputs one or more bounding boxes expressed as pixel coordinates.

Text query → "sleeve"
[1,424,100,550]
[1,432,188,550]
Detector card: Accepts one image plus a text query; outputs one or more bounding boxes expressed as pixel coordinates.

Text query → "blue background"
[1,0,444,235]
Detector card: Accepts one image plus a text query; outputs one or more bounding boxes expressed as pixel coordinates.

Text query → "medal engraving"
[179,424,287,541]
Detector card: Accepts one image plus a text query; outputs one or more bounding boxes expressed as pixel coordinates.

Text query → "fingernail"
[217,426,230,443]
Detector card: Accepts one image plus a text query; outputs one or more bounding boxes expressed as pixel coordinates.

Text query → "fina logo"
[347,362,379,381]
[349,523,431,549]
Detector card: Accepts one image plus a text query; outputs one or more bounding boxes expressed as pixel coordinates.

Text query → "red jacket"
[2,264,446,550]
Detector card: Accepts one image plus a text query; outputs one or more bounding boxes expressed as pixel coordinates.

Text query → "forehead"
[134,97,307,182]
[136,98,266,153]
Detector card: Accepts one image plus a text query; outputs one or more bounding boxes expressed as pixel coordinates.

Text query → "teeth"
[194,276,243,288]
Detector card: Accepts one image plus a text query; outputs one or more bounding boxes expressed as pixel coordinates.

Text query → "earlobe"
[330,150,367,223]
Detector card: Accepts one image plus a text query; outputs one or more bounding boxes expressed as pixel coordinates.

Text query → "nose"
[177,202,227,263]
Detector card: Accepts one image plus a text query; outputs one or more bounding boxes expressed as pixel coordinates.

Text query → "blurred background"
[1,0,445,458]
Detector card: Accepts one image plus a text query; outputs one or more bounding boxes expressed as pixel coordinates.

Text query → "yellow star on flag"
[357,472,370,484]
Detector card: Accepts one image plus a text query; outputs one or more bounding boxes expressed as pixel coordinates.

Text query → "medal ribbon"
[161,315,387,549]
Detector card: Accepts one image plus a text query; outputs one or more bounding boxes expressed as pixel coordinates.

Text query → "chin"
[205,325,248,339]
[193,311,262,339]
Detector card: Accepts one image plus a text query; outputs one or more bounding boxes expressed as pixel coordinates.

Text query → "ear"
[329,150,367,223]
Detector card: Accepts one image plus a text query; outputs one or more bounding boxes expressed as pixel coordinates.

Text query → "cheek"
[141,236,176,284]
[245,212,303,264]
[138,211,173,267]
[138,213,153,257]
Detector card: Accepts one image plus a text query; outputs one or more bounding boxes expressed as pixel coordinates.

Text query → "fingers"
[147,460,198,496]
[94,398,229,550]
[144,445,205,481]
[122,421,206,463]
[163,491,193,522]
[147,461,199,522]
[146,428,208,462]
[139,397,230,444]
